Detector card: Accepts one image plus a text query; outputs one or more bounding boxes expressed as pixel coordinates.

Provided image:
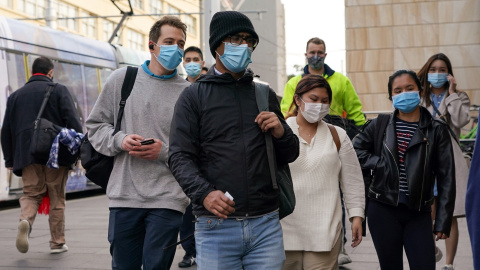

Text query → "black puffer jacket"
[169,67,299,217]
[1,75,82,176]
[353,107,455,235]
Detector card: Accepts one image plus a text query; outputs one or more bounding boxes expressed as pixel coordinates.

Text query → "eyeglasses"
[228,35,258,48]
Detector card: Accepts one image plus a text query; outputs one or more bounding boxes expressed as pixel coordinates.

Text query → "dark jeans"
[367,200,435,270]
[179,203,196,257]
[108,207,183,270]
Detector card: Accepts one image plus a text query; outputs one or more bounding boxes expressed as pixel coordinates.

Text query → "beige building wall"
[345,0,480,114]
[0,0,201,53]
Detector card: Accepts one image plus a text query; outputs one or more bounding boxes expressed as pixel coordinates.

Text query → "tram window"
[50,61,86,127]
[84,66,99,121]
[99,68,113,89]
[5,52,27,93]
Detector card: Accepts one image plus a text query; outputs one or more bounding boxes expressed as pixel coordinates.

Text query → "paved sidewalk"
[0,194,474,269]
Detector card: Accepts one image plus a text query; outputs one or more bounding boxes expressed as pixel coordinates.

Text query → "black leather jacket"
[353,107,455,235]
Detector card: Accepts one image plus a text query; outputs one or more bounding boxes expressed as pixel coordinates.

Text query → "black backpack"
[254,82,296,220]
[80,66,138,189]
[323,114,360,140]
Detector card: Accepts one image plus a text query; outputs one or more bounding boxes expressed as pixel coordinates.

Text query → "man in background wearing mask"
[168,11,299,270]
[281,37,365,127]
[176,46,205,269]
[85,16,190,270]
[183,46,205,84]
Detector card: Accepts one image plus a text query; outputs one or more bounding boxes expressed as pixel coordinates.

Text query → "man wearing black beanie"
[169,10,299,270]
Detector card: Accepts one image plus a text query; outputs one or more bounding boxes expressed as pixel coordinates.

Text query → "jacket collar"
[27,75,53,84]
[385,106,434,158]
[197,65,254,84]
[303,63,335,78]
[392,106,434,129]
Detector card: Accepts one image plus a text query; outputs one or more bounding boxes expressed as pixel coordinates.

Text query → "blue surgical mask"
[428,73,448,88]
[185,62,202,78]
[216,42,252,73]
[392,91,420,113]
[153,44,184,71]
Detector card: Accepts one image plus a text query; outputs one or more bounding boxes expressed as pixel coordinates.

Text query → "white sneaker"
[435,247,443,262]
[50,244,68,254]
[441,264,454,270]
[338,252,352,265]
[16,220,30,253]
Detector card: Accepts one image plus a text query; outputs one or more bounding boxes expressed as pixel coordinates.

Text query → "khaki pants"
[284,232,342,270]
[20,164,68,249]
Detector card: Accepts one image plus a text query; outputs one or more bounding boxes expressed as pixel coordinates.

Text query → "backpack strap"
[374,114,390,155]
[113,66,138,135]
[327,124,340,152]
[254,82,278,190]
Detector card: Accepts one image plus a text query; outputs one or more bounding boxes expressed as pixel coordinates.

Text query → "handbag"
[80,66,138,189]
[30,84,62,160]
[254,82,295,220]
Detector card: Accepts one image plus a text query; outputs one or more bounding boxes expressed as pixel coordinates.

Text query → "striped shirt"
[395,118,418,204]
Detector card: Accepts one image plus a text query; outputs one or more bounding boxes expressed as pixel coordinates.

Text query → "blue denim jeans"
[195,210,285,270]
[108,208,183,270]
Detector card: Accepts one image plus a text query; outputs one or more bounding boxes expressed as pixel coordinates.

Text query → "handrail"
[363,106,479,115]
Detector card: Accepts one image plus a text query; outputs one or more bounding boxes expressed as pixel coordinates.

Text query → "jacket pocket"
[424,196,434,206]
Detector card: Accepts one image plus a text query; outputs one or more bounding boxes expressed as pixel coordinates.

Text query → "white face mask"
[299,97,330,123]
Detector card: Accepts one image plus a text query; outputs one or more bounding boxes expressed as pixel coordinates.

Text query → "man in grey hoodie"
[85,16,190,270]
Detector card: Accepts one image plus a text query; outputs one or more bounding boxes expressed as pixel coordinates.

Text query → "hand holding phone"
[140,139,155,145]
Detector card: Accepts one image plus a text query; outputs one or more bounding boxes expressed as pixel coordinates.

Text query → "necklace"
[299,126,316,139]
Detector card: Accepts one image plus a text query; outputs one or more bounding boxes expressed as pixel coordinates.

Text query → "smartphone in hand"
[140,139,155,145]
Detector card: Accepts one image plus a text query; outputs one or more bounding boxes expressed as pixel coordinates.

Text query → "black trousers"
[179,203,196,257]
[367,200,435,270]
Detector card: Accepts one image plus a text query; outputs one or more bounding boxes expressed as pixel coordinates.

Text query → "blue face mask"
[153,44,184,71]
[427,73,448,88]
[216,42,252,73]
[392,91,420,113]
[185,62,202,78]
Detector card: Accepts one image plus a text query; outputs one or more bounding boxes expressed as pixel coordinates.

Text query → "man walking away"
[1,56,82,254]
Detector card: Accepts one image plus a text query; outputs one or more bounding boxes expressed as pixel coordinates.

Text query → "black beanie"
[209,11,259,57]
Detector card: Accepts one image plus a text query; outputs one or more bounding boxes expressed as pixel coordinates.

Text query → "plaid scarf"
[47,128,84,169]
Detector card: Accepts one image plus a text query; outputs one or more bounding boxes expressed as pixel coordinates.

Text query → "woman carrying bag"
[281,74,365,270]
[418,53,471,270]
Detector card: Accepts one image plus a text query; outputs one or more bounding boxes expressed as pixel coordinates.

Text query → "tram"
[0,16,163,195]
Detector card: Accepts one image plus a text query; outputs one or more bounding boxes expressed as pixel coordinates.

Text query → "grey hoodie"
[86,65,190,211]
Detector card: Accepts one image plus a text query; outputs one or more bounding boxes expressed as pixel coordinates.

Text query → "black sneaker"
[178,255,196,268]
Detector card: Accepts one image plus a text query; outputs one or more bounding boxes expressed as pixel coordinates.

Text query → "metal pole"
[203,0,220,67]
[108,12,130,44]
[45,0,56,28]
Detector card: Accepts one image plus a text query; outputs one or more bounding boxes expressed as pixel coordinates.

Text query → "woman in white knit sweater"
[281,74,365,270]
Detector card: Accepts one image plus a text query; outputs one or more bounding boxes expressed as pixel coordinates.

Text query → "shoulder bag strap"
[35,83,57,120]
[327,124,340,152]
[113,66,138,135]
[254,82,278,189]
[431,102,443,118]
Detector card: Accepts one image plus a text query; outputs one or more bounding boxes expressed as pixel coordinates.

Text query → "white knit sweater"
[281,117,365,252]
